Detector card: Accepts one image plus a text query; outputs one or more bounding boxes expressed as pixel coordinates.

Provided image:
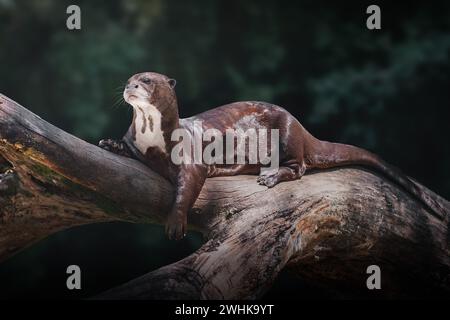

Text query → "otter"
[99,72,446,240]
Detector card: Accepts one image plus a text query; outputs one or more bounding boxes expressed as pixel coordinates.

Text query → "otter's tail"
[307,139,448,220]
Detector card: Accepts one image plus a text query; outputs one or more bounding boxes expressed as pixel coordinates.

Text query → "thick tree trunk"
[1,93,449,299]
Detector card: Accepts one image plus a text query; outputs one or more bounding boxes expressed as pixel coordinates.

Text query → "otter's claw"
[98,139,132,157]
[165,212,187,240]
[257,173,278,188]
[99,139,120,150]
[98,140,107,150]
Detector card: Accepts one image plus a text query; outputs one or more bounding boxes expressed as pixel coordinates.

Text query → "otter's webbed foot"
[98,139,133,157]
[257,165,305,188]
[257,171,281,188]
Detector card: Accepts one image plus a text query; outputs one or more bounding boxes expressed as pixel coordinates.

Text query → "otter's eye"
[141,78,151,84]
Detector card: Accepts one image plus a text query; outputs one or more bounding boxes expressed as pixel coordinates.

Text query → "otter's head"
[123,72,177,113]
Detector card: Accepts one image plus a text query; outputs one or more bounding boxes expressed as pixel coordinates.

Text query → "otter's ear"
[168,78,177,89]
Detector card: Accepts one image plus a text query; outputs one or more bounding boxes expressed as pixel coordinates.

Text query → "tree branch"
[1,94,449,299]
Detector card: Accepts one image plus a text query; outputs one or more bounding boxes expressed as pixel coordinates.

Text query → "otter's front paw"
[99,139,129,156]
[98,139,120,152]
[98,139,115,151]
[165,211,187,240]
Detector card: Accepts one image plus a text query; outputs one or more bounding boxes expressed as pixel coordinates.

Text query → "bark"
[0,93,449,299]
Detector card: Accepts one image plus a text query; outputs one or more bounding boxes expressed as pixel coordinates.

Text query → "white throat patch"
[133,103,167,155]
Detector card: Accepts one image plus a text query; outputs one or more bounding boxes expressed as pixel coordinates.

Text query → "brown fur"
[100,72,447,240]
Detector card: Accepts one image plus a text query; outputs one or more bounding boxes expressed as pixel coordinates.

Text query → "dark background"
[0,0,449,299]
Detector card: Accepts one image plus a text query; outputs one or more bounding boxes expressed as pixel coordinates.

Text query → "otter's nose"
[125,82,139,90]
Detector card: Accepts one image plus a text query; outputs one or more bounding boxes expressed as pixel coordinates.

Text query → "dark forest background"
[0,0,449,299]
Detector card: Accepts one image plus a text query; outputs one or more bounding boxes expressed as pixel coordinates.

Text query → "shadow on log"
[0,93,449,299]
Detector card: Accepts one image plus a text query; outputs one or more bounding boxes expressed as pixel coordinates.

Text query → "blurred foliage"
[0,0,450,298]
